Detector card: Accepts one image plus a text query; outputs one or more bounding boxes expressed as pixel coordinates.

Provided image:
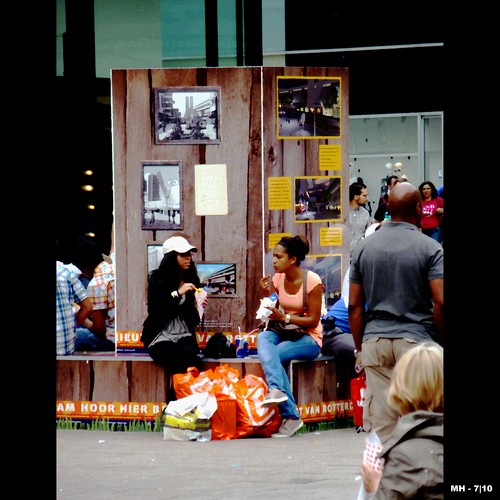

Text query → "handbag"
[267,270,309,335]
[204,332,237,359]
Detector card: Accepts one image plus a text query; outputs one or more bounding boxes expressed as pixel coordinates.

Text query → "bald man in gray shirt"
[348,182,444,444]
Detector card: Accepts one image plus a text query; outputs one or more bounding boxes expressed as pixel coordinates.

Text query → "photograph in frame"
[277,76,341,139]
[154,86,221,145]
[294,176,341,223]
[302,254,342,310]
[142,161,183,230]
[196,262,237,297]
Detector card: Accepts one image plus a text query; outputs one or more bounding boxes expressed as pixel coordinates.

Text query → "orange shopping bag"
[173,364,241,399]
[233,374,281,438]
[211,396,238,440]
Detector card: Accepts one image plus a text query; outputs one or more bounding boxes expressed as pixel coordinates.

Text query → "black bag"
[267,270,309,336]
[267,321,308,336]
[204,332,237,359]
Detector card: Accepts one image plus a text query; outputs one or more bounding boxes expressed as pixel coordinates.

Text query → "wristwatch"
[354,349,362,358]
[284,313,291,324]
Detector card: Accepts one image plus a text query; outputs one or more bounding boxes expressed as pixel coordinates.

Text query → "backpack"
[204,332,237,359]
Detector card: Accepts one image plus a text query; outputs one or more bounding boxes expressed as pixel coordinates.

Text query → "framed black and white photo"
[154,86,221,145]
[142,161,183,230]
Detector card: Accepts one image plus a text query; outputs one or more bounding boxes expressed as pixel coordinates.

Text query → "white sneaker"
[261,388,288,408]
[271,417,304,438]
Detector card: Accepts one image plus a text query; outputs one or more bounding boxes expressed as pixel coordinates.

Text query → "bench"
[56,352,351,405]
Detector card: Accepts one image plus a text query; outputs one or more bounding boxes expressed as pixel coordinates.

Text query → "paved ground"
[56,427,367,499]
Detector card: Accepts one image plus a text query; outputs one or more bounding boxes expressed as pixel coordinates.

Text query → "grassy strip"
[56,414,163,432]
[56,414,354,433]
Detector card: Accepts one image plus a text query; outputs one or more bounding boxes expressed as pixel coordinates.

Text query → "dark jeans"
[147,336,201,375]
[75,328,115,351]
[422,226,443,244]
[321,332,358,399]
[321,331,355,357]
[148,336,201,401]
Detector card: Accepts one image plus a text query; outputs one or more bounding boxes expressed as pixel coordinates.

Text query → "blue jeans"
[257,329,320,419]
[75,327,115,352]
[423,226,443,244]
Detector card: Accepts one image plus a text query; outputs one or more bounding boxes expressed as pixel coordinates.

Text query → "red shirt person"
[418,181,444,244]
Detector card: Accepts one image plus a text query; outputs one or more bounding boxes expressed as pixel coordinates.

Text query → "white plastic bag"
[255,292,278,321]
[356,432,384,499]
[162,392,217,441]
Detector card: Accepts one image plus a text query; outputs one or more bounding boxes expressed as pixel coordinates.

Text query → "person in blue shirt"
[326,295,350,332]
[321,265,368,358]
[321,296,355,357]
[322,266,355,357]
[321,266,369,399]
[321,288,357,399]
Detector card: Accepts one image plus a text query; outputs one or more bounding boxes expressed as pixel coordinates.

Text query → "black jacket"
[141,269,201,347]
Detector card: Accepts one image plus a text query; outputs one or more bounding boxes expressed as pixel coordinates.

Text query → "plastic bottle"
[237,338,249,358]
[242,340,249,357]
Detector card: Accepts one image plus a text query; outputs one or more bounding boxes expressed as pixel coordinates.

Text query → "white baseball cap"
[162,236,198,255]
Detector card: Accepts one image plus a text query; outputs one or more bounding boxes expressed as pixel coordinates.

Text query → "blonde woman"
[361,342,444,498]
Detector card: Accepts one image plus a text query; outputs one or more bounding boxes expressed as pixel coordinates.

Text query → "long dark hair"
[149,250,201,290]
[145,250,202,326]
[418,180,438,200]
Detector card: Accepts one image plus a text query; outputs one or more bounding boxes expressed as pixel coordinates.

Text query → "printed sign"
[56,399,353,424]
[56,401,165,422]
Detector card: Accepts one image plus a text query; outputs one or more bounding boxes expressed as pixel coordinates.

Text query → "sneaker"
[271,417,304,438]
[261,388,288,408]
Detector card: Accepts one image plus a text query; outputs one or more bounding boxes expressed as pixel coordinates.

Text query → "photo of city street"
[277,77,341,139]
[295,176,341,222]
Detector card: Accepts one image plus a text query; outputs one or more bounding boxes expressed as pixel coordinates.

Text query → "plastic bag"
[162,392,217,441]
[172,364,240,440]
[171,365,280,439]
[356,432,384,499]
[211,396,237,440]
[351,375,367,430]
[232,374,281,438]
[173,364,240,399]
[171,366,206,398]
[256,292,278,321]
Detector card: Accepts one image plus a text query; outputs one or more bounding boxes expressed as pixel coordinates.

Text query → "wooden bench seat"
[56,352,350,405]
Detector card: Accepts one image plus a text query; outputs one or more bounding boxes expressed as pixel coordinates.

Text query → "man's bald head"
[387,182,422,226]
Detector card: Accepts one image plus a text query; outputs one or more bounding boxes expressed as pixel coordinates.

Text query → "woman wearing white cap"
[141,235,206,401]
